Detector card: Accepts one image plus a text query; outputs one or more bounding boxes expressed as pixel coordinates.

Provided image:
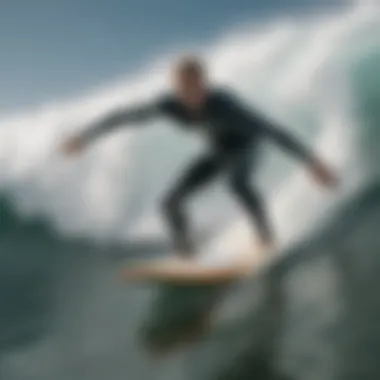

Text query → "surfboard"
[119,249,265,285]
[126,247,269,353]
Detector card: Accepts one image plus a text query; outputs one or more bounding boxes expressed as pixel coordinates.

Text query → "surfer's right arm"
[61,97,169,154]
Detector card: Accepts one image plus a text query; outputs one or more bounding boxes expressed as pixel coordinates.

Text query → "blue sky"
[0,0,348,112]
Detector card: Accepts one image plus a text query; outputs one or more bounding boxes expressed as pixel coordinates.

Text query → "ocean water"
[1,1,380,379]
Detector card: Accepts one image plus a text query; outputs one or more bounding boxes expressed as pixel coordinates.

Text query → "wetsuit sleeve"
[255,115,314,163]
[79,97,169,144]
[217,90,314,163]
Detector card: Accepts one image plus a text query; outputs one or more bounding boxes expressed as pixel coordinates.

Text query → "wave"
[1,1,380,380]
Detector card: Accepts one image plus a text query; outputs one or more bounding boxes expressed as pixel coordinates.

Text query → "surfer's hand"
[60,136,86,156]
[309,158,339,189]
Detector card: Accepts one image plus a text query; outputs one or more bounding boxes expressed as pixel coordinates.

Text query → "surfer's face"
[173,62,207,109]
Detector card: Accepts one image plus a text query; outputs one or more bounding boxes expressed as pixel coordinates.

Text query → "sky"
[0,0,350,112]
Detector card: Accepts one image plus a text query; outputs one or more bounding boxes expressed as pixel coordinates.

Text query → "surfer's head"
[172,55,207,108]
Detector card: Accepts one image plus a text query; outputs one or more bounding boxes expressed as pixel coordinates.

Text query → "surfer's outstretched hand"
[309,158,339,189]
[60,135,86,156]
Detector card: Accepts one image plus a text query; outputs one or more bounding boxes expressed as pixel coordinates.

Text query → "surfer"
[62,56,337,265]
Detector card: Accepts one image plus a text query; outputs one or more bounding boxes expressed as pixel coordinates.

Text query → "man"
[62,56,337,262]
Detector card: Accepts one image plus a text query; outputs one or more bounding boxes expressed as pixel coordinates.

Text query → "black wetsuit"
[81,88,313,254]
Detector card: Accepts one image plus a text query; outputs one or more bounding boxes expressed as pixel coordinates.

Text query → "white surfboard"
[119,247,268,285]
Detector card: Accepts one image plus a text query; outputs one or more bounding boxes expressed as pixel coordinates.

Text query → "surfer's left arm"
[217,89,314,162]
[254,114,339,188]
[217,90,338,188]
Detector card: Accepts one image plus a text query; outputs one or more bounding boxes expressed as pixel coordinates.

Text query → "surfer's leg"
[162,154,223,257]
[228,148,274,247]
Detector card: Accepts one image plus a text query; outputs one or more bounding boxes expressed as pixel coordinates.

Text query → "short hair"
[174,55,206,78]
